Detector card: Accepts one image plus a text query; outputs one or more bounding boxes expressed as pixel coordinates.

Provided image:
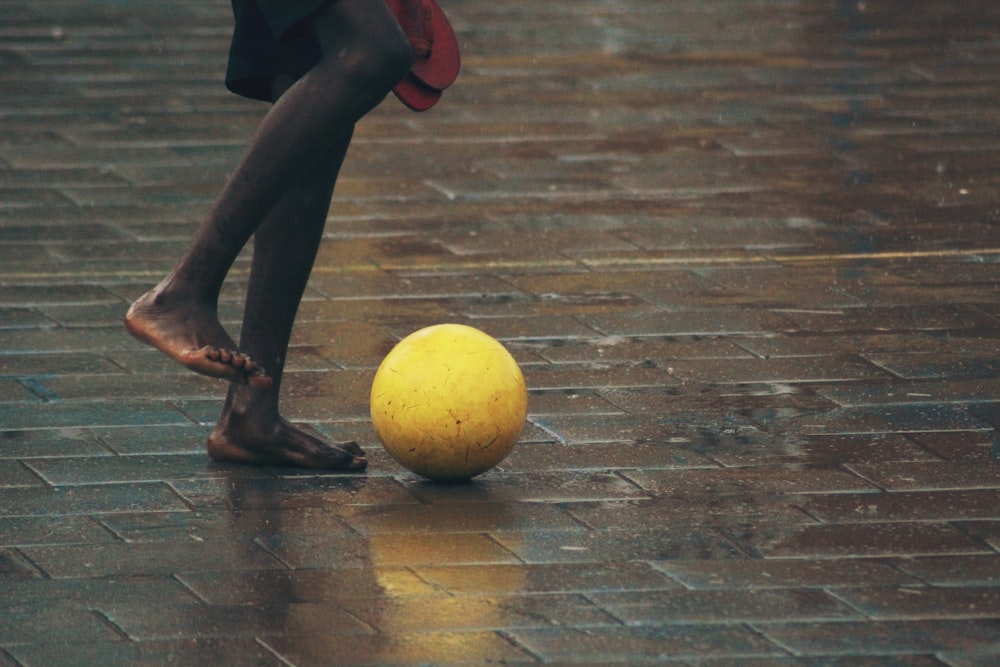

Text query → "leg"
[124,0,412,386]
[208,129,365,470]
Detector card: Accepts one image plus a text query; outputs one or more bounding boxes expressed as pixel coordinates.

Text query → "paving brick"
[96,507,356,545]
[91,424,212,456]
[24,453,224,486]
[0,547,42,580]
[168,475,412,512]
[443,228,641,259]
[522,363,674,391]
[100,600,376,641]
[0,306,52,330]
[956,521,1000,552]
[0,483,188,519]
[0,516,116,548]
[564,497,810,530]
[756,619,1000,657]
[3,0,1000,663]
[338,593,618,634]
[798,489,1000,523]
[0,428,110,459]
[337,500,582,535]
[0,460,43,488]
[405,471,648,504]
[510,625,782,663]
[846,461,1000,491]
[862,353,1000,381]
[705,433,938,467]
[735,332,964,360]
[596,384,753,418]
[581,310,792,338]
[783,405,991,436]
[623,467,877,497]
[0,399,192,430]
[0,222,124,244]
[0,284,121,306]
[529,412,679,445]
[592,588,861,625]
[533,334,753,364]
[493,528,742,565]
[893,555,1000,587]
[0,607,122,645]
[7,639,284,667]
[21,538,286,579]
[935,651,1000,667]
[665,355,892,384]
[34,302,131,328]
[693,658,948,667]
[730,523,990,559]
[4,576,198,613]
[699,272,861,314]
[774,305,995,334]
[0,650,20,667]
[819,378,1000,407]
[502,441,713,472]
[907,432,996,462]
[0,378,43,404]
[177,568,440,606]
[262,631,536,666]
[510,269,726,314]
[414,562,678,596]
[835,586,1000,621]
[655,558,918,590]
[523,387,626,417]
[256,532,521,570]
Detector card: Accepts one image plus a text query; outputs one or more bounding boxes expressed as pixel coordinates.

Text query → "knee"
[309,2,415,96]
[350,36,414,93]
[356,33,413,92]
[316,29,413,97]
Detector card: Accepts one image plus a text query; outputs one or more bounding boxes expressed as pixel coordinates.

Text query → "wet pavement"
[2,0,1000,664]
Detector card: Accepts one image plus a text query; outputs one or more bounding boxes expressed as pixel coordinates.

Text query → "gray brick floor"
[3,0,1000,664]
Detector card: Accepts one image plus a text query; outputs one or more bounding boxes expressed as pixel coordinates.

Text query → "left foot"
[125,288,273,388]
[207,411,367,471]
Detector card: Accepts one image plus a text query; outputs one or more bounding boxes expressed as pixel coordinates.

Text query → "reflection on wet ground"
[3,0,1000,663]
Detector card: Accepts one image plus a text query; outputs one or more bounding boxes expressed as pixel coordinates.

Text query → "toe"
[335,441,367,471]
[343,441,366,457]
[248,369,274,389]
[247,373,274,389]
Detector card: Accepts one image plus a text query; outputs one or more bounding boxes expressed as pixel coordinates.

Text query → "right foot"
[124,288,272,388]
[208,413,367,471]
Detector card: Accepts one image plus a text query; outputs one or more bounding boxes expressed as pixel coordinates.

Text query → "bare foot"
[207,413,367,470]
[124,288,272,388]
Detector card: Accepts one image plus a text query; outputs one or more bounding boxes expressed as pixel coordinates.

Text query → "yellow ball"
[370,323,527,481]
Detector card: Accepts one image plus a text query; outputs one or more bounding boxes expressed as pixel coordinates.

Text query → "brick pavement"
[2,0,1000,664]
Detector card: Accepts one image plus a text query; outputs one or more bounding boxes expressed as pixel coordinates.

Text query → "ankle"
[221,387,279,424]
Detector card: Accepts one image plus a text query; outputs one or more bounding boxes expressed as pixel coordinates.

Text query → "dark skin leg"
[208,126,365,470]
[124,0,411,387]
[124,0,412,468]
